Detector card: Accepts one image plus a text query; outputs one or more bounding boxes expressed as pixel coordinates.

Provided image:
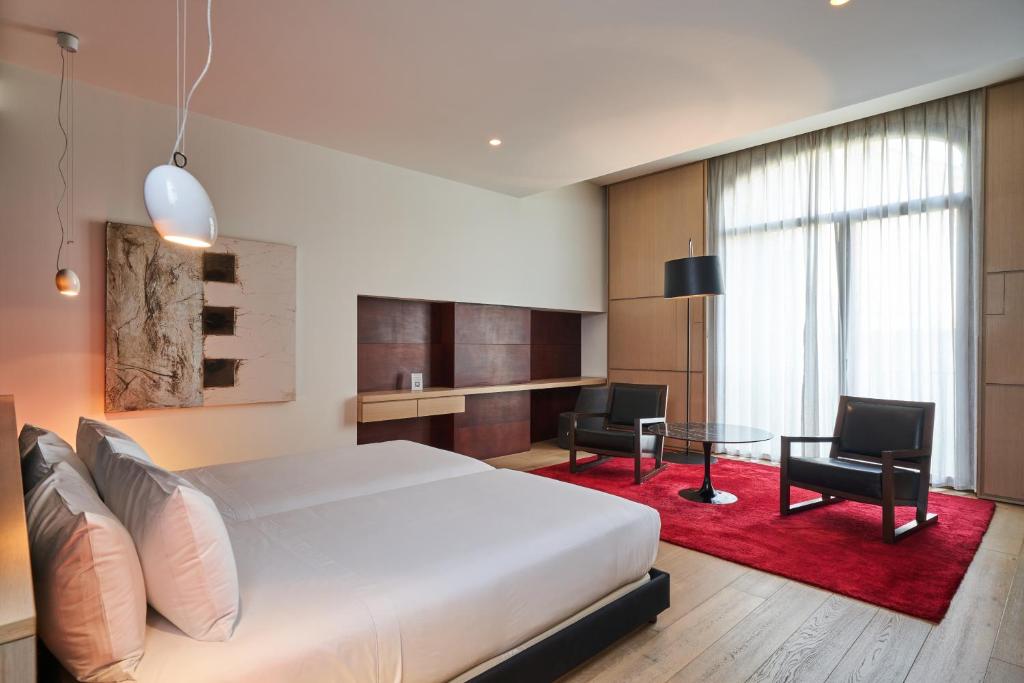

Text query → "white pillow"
[91,438,240,641]
[26,463,146,682]
[19,424,94,493]
[76,417,152,472]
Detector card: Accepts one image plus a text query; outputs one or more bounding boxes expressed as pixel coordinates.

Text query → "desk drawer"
[418,396,466,417]
[359,399,418,423]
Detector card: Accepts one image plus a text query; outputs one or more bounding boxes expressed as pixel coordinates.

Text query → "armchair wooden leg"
[881,468,896,544]
[634,455,642,485]
[569,446,578,473]
[780,480,790,515]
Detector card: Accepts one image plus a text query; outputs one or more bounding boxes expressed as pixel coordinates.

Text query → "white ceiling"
[2,1,1023,196]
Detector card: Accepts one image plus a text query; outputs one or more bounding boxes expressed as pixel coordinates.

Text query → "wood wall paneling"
[608,297,703,371]
[981,385,1024,502]
[981,79,1024,504]
[985,271,1024,385]
[454,303,531,344]
[453,345,531,387]
[530,387,581,442]
[357,343,450,392]
[608,163,705,300]
[985,80,1024,274]
[452,303,531,388]
[356,415,454,450]
[530,345,582,380]
[529,310,583,444]
[454,392,531,458]
[607,161,708,454]
[356,297,453,392]
[530,310,581,345]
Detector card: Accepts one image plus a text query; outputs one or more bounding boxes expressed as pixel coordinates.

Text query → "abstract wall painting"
[105,222,296,412]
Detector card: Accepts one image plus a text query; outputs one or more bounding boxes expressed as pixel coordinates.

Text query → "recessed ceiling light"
[830,0,850,5]
[489,138,502,147]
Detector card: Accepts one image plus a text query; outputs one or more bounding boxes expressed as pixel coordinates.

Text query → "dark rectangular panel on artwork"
[203,306,237,336]
[202,252,237,283]
[453,345,531,387]
[531,386,581,442]
[454,303,531,345]
[453,392,531,458]
[203,358,238,388]
[357,415,454,450]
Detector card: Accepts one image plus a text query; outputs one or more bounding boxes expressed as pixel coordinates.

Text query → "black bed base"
[467,568,670,683]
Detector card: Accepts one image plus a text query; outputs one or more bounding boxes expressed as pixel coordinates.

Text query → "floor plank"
[730,569,788,600]
[981,503,1024,557]
[748,595,876,682]
[824,610,931,683]
[906,549,1018,683]
[666,582,830,682]
[588,586,764,683]
[649,548,751,632]
[992,553,1024,668]
[985,658,1024,683]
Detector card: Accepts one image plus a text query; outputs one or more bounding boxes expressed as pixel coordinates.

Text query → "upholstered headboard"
[0,395,36,681]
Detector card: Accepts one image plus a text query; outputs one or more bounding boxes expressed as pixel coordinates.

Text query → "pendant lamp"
[55,31,80,296]
[144,0,217,248]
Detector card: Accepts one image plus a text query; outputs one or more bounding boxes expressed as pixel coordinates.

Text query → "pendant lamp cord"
[55,46,68,270]
[169,0,212,165]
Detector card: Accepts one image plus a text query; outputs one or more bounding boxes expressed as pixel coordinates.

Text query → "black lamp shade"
[664,255,724,298]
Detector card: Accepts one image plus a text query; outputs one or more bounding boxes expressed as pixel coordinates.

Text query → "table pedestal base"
[678,487,737,505]
[678,440,738,505]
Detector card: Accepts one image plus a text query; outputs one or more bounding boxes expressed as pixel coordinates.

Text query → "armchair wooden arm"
[779,436,840,515]
[568,411,609,452]
[634,417,667,455]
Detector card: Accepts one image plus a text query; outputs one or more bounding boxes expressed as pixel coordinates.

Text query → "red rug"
[531,457,995,621]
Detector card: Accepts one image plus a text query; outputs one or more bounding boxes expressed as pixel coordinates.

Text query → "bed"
[2,398,669,683]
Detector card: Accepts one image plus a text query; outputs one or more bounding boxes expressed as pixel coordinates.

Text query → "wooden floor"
[487,442,1024,683]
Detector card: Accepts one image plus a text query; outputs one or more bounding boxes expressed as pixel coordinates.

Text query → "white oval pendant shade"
[144,164,218,248]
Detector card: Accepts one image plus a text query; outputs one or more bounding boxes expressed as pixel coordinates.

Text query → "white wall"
[0,62,607,470]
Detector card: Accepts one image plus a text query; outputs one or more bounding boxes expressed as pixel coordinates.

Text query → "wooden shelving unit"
[356,297,601,458]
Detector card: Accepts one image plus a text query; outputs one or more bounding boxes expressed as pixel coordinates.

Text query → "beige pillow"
[92,438,240,641]
[26,463,146,682]
[76,417,152,472]
[19,424,94,493]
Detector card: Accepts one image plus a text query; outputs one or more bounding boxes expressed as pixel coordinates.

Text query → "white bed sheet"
[178,440,493,521]
[135,467,660,683]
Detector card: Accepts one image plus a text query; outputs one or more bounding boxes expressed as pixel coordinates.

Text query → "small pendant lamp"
[55,31,80,297]
[144,0,217,248]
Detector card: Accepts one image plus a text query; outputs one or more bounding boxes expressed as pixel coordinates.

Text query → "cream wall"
[0,62,607,470]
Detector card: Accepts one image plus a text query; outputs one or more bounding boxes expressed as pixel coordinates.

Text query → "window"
[708,92,981,489]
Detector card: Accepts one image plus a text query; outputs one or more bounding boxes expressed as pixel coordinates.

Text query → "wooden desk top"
[358,376,606,403]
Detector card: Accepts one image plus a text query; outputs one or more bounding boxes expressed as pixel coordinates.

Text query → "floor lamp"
[664,240,724,459]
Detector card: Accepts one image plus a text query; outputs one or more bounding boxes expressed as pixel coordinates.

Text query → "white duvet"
[135,443,660,683]
[178,440,493,521]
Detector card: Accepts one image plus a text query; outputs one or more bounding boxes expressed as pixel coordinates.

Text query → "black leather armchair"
[568,382,668,484]
[780,396,937,543]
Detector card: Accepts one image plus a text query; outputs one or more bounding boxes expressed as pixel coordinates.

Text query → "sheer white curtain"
[707,91,983,489]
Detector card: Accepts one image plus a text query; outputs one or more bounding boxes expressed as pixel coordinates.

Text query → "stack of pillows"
[20,419,240,682]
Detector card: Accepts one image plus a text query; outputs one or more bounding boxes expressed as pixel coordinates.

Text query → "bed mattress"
[178,440,493,521]
[135,461,660,683]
